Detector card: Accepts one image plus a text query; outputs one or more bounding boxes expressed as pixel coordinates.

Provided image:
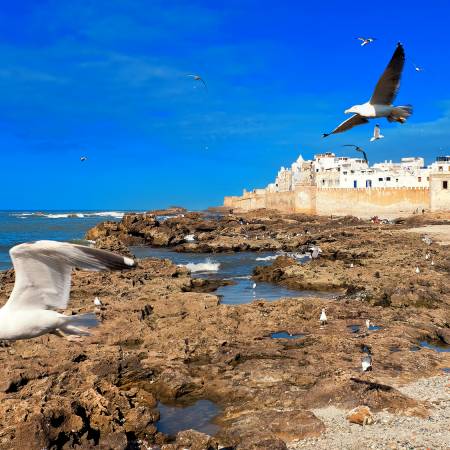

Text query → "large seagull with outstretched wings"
[323,43,412,137]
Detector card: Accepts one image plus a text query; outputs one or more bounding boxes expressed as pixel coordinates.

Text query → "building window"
[439,166,443,172]
[418,177,422,182]
[343,171,347,175]
[427,177,430,181]
[351,170,355,174]
[444,181,448,189]
[386,177,391,181]
[378,178,383,182]
[396,179,399,182]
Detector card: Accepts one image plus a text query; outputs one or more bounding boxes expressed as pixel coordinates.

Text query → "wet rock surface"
[0,210,449,449]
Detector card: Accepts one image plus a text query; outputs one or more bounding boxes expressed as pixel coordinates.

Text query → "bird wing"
[373,125,380,138]
[199,78,208,90]
[323,114,369,137]
[370,43,405,105]
[6,241,136,311]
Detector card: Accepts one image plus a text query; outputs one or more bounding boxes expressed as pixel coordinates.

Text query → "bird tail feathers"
[393,105,413,118]
[61,313,98,336]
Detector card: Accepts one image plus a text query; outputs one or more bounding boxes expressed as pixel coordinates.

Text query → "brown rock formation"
[1,210,449,448]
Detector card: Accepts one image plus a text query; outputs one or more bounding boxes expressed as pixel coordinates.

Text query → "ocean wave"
[156,214,185,222]
[256,252,308,262]
[10,211,125,219]
[255,255,279,261]
[182,258,220,273]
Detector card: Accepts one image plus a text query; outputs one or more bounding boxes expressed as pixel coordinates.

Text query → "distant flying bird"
[362,354,373,371]
[80,156,88,162]
[323,43,412,137]
[252,282,257,289]
[412,62,423,72]
[343,144,368,163]
[0,241,136,341]
[370,124,384,142]
[319,308,327,325]
[356,37,376,47]
[187,74,207,91]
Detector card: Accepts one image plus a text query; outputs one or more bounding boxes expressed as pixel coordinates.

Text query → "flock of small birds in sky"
[78,37,423,163]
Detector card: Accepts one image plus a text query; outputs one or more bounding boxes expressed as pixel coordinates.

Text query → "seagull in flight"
[0,241,136,341]
[187,74,208,91]
[370,124,384,142]
[343,145,368,163]
[323,43,412,137]
[412,62,423,72]
[80,156,88,162]
[356,37,376,47]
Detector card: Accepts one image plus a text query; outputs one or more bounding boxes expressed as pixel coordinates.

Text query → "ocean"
[0,210,337,305]
[0,210,128,270]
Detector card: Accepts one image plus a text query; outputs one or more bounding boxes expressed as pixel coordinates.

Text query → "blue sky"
[1,0,450,210]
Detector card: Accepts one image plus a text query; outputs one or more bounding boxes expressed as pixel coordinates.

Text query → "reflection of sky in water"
[419,340,450,353]
[157,400,220,436]
[270,331,305,339]
[132,246,336,304]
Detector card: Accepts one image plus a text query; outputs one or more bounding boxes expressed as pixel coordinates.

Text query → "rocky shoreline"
[0,210,449,449]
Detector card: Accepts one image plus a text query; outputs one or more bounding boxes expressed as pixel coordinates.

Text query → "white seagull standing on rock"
[319,308,327,326]
[362,354,373,371]
[94,297,102,307]
[308,245,322,259]
[370,124,384,142]
[0,241,136,341]
[323,43,412,137]
[366,319,371,330]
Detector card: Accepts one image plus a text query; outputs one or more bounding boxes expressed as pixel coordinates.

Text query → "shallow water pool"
[157,399,220,436]
[132,246,336,305]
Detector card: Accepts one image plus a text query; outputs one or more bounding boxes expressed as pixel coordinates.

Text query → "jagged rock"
[94,235,134,257]
[164,429,219,450]
[346,405,374,425]
[0,210,448,449]
[220,409,325,447]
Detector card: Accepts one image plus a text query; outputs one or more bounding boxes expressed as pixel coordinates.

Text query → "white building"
[261,153,448,193]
